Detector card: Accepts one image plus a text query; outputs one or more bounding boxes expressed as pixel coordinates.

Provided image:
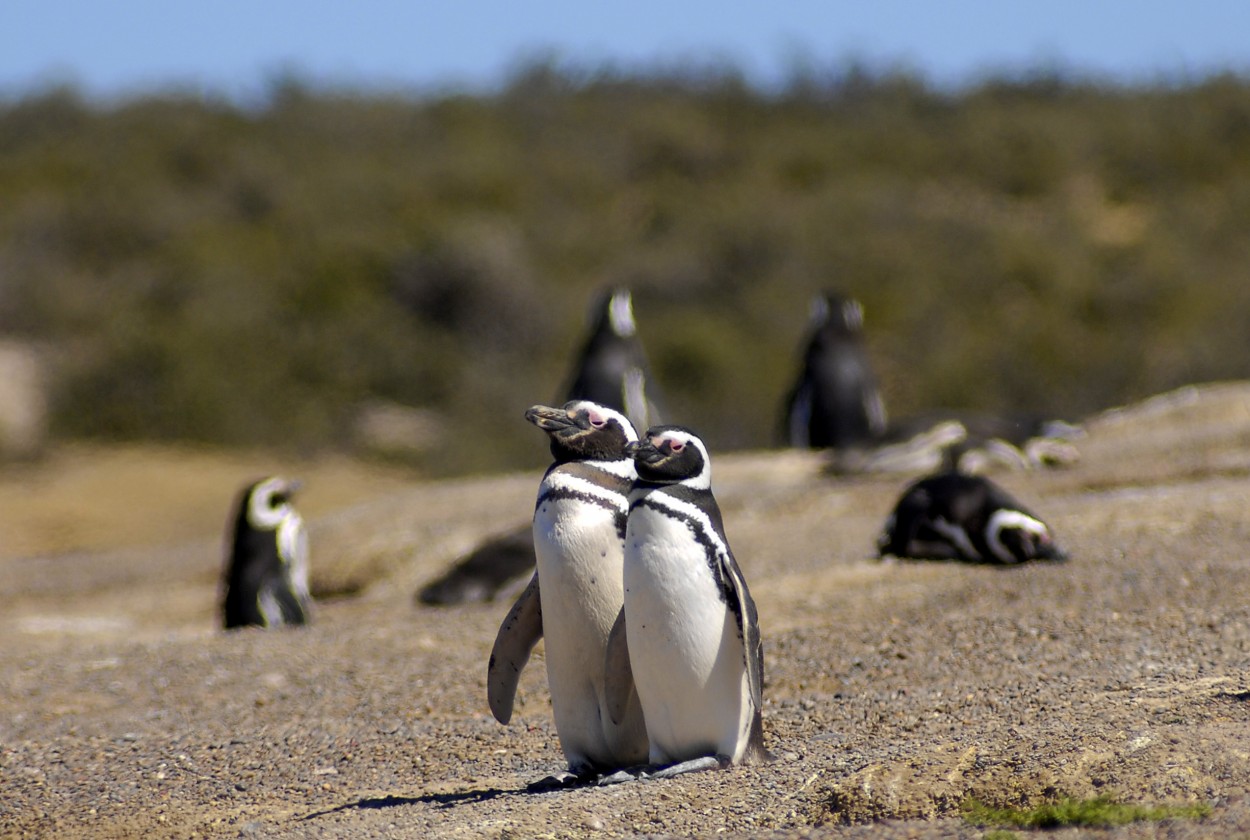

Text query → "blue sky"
[3,1,1250,101]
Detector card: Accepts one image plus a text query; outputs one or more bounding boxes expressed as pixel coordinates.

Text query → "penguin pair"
[418,287,663,606]
[488,401,767,787]
[221,476,313,629]
[878,471,1066,565]
[783,291,886,450]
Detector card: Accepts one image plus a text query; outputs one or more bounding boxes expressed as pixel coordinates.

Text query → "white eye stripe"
[986,509,1050,562]
[565,401,639,442]
[248,478,292,530]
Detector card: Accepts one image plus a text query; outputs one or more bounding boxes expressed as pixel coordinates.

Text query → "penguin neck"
[546,455,635,481]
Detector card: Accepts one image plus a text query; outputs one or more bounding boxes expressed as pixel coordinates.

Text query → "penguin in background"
[564,287,664,434]
[416,287,664,607]
[222,476,312,629]
[783,291,887,450]
[487,401,650,787]
[604,425,770,781]
[878,471,1067,565]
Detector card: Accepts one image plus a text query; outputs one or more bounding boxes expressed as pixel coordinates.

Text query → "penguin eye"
[667,440,685,453]
[587,411,607,428]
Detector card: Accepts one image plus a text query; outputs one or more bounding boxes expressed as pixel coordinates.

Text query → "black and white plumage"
[221,476,312,629]
[877,472,1067,565]
[783,291,887,450]
[606,425,769,779]
[488,401,649,785]
[564,288,664,434]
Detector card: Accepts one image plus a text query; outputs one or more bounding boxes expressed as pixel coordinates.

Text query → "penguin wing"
[719,548,764,714]
[603,607,637,726]
[783,381,813,447]
[487,572,543,725]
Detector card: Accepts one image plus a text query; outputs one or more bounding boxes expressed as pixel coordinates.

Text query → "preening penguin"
[878,471,1066,564]
[783,291,887,450]
[607,425,770,780]
[221,476,312,629]
[564,287,664,433]
[487,400,649,786]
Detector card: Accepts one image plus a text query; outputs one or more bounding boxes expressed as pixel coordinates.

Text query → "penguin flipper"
[719,549,764,716]
[487,572,543,725]
[603,607,635,726]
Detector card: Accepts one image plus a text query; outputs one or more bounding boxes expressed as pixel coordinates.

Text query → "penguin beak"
[525,404,580,433]
[626,438,664,465]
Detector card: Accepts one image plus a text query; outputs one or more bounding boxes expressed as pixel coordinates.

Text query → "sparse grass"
[961,795,1211,830]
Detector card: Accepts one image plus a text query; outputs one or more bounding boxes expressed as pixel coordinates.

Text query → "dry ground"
[3,383,1250,839]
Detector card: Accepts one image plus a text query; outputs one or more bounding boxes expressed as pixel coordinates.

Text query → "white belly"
[533,495,648,771]
[623,506,754,764]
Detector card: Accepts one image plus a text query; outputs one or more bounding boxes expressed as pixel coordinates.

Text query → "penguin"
[605,425,770,780]
[563,287,664,433]
[416,289,664,608]
[877,471,1067,564]
[487,400,649,787]
[783,291,887,450]
[221,476,312,629]
[416,524,534,606]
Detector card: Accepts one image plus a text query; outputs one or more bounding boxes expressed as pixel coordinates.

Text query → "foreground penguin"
[221,476,312,629]
[487,401,649,786]
[878,471,1067,564]
[564,287,664,433]
[605,425,770,780]
[783,291,887,450]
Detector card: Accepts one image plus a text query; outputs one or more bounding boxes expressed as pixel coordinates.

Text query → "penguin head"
[626,425,712,489]
[810,291,865,337]
[592,287,637,339]
[986,508,1066,563]
[244,476,302,532]
[526,400,638,462]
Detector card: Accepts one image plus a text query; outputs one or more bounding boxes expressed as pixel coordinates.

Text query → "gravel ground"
[3,383,1249,839]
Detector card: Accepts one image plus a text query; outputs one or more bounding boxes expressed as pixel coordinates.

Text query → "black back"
[564,288,663,432]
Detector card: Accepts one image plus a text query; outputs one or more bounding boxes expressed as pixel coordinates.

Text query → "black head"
[589,287,637,340]
[242,476,302,533]
[625,425,712,487]
[987,507,1067,563]
[526,400,638,463]
[810,291,864,337]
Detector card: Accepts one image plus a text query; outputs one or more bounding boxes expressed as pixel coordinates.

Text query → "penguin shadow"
[301,782,546,821]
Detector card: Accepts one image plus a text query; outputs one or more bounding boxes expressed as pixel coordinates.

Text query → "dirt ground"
[3,383,1250,839]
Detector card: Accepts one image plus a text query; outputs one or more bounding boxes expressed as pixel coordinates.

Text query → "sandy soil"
[3,383,1250,839]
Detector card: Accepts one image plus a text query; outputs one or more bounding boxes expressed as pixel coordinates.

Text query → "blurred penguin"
[222,476,312,629]
[877,471,1066,565]
[783,291,887,450]
[564,287,664,433]
[417,288,665,607]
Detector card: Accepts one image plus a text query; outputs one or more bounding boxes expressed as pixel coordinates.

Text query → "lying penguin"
[878,471,1066,564]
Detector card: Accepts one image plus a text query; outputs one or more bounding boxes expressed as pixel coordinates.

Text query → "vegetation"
[961,795,1211,829]
[3,64,1250,474]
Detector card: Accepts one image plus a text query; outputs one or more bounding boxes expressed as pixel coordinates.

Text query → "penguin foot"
[646,755,731,779]
[595,766,649,786]
[597,755,731,784]
[526,770,584,792]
